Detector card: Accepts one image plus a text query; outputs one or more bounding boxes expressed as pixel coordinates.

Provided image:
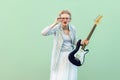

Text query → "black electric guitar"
[68,15,103,66]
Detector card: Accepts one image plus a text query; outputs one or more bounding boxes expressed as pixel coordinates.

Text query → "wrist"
[50,23,58,28]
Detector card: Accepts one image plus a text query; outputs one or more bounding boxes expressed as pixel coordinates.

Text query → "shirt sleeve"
[41,24,60,36]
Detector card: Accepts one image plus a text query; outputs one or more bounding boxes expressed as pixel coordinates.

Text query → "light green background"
[0,0,120,80]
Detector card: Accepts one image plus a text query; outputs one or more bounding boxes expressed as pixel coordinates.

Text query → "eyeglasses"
[60,17,71,20]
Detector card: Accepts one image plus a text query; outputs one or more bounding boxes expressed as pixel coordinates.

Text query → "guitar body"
[68,15,103,66]
[68,40,89,66]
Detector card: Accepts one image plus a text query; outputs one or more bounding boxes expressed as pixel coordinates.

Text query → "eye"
[66,18,69,20]
[60,17,70,20]
[62,18,65,19]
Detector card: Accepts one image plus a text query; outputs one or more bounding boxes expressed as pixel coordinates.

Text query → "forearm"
[41,22,58,36]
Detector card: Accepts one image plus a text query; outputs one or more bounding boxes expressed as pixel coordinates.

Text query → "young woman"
[41,10,88,80]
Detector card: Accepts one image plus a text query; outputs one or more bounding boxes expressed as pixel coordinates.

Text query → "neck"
[62,25,69,30]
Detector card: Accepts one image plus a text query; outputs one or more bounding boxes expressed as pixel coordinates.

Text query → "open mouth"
[64,22,67,24]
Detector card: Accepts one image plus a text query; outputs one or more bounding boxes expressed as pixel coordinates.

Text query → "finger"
[57,17,61,20]
[58,18,62,22]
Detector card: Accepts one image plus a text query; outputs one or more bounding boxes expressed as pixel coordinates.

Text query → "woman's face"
[60,13,71,27]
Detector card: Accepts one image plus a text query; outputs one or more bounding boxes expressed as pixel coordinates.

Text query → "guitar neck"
[81,24,97,50]
[87,24,97,40]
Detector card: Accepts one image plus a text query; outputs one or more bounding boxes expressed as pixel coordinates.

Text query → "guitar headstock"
[95,15,103,25]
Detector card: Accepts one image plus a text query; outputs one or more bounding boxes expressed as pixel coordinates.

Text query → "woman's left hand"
[81,39,89,45]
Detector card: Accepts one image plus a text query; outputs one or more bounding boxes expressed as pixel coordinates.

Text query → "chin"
[62,22,68,27]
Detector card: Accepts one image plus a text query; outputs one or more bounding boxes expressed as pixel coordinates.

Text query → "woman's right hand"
[49,18,62,29]
[54,17,61,24]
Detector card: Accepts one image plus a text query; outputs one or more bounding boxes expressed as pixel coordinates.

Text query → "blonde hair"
[59,10,71,19]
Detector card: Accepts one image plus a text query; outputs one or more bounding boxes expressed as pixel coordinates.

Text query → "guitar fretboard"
[81,24,97,50]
